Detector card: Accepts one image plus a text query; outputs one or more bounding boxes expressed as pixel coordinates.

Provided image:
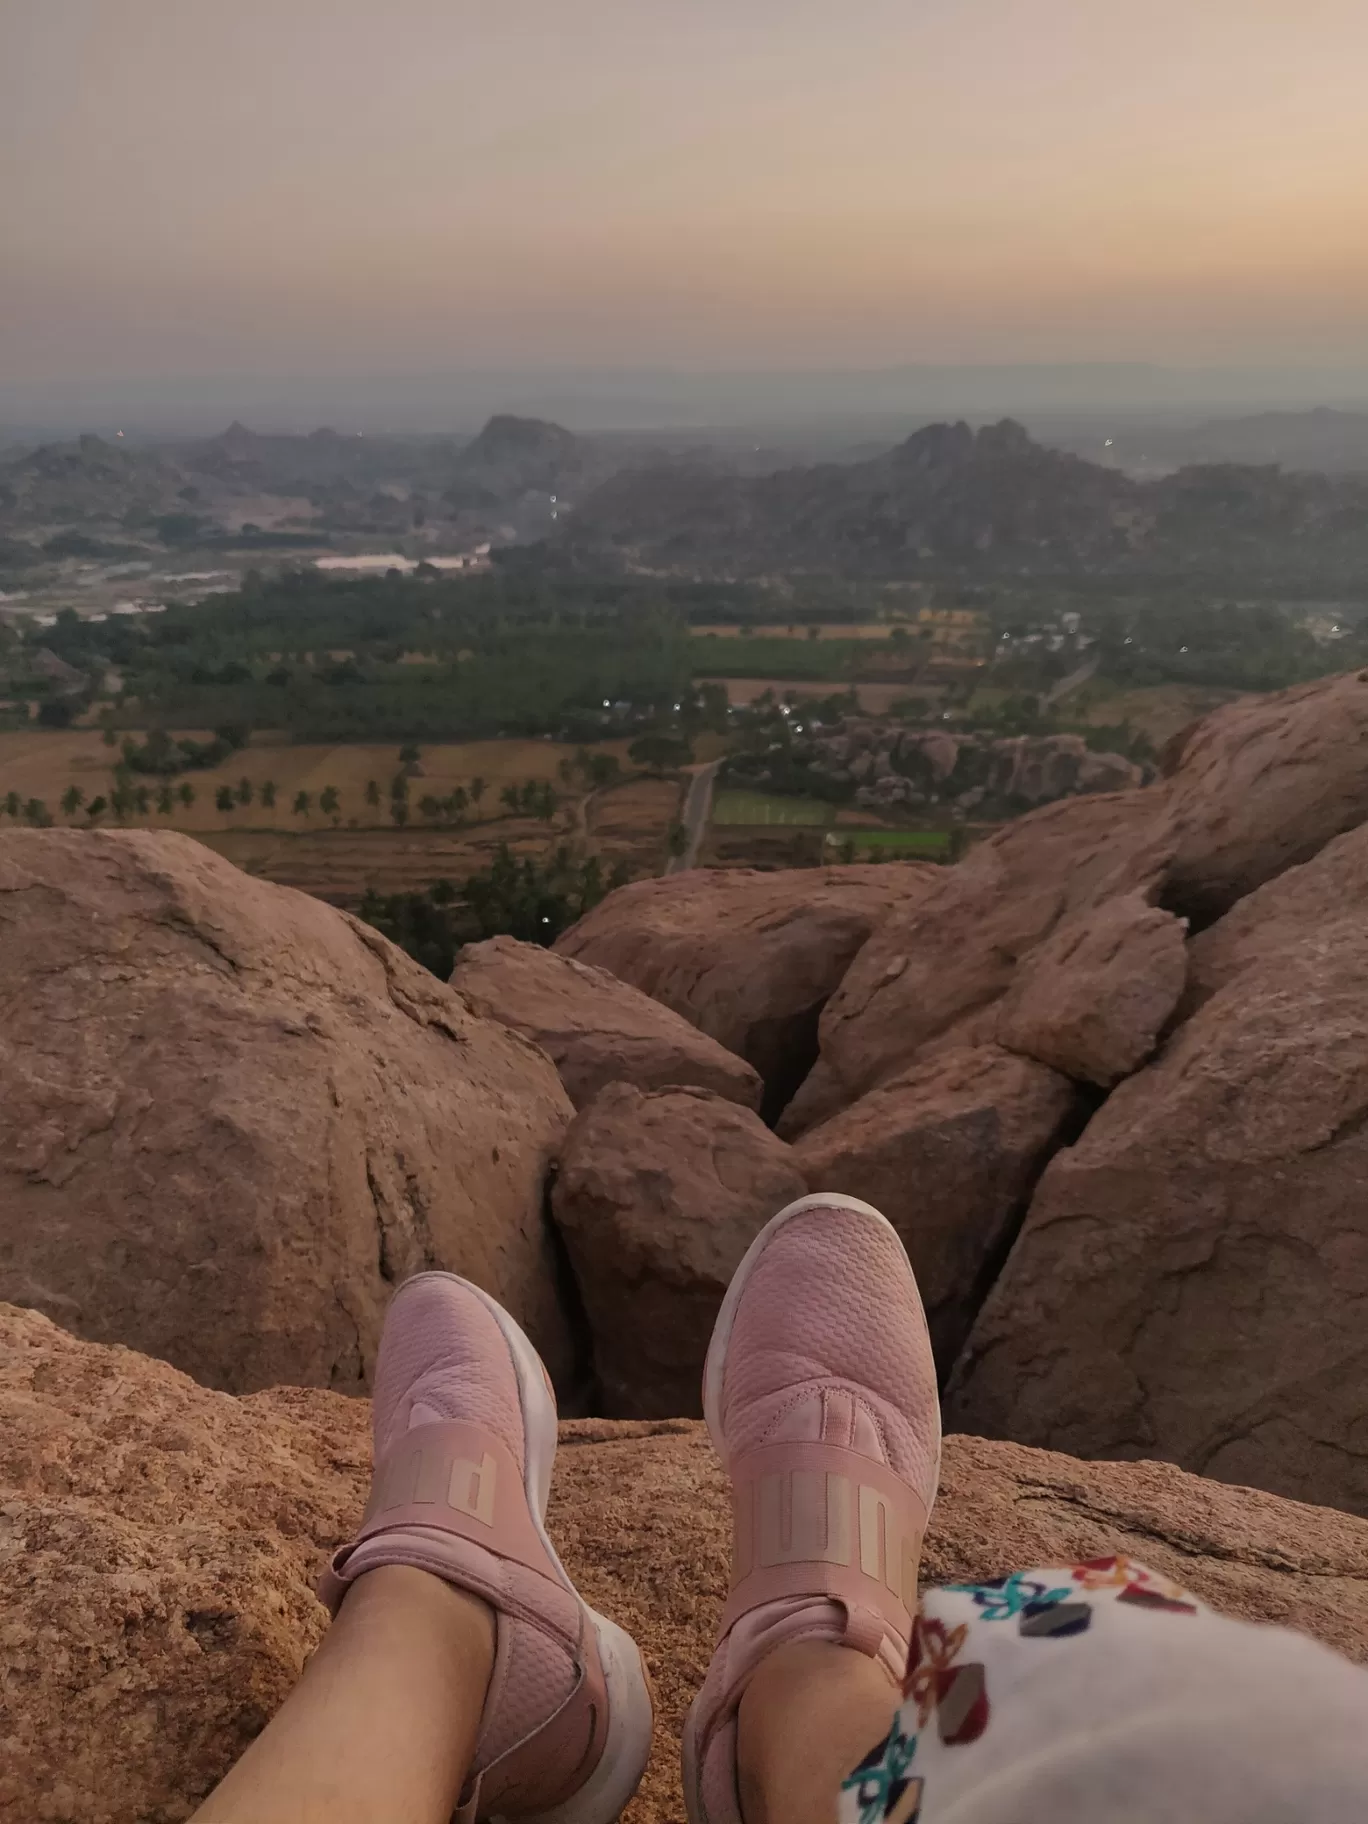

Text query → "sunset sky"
[3,0,1366,409]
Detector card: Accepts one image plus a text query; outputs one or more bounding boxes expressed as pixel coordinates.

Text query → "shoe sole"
[399,1273,655,1824]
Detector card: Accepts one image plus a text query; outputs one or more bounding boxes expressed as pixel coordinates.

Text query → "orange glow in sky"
[3,0,1366,380]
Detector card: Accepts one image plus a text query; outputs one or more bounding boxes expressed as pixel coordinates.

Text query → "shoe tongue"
[762,1387,890,1462]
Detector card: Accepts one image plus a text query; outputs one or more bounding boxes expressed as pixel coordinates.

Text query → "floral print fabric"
[839,1558,1368,1824]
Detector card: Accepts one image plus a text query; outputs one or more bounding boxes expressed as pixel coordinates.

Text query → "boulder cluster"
[3,667,1368,1817]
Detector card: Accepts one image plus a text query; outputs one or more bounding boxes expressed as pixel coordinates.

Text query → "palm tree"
[260,780,277,809]
[86,795,108,822]
[469,776,487,807]
[177,781,195,809]
[418,794,441,822]
[365,779,381,808]
[215,785,234,812]
[235,777,253,807]
[319,785,340,823]
[2,791,18,819]
[134,785,152,816]
[61,785,84,817]
[156,783,174,815]
[293,790,311,817]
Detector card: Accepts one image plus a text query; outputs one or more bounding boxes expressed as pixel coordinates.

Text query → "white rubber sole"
[701,1191,912,1451]
[399,1273,654,1824]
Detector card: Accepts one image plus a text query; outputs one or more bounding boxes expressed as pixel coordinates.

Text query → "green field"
[690,635,873,681]
[712,789,835,827]
[824,828,954,857]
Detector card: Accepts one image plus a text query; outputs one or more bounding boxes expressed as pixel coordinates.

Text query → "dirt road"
[666,760,722,874]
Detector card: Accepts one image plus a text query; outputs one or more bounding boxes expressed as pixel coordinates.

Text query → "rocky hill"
[4,668,1368,1816]
[550,417,1368,578]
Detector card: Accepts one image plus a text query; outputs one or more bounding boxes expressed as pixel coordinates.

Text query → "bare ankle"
[737,1641,899,1824]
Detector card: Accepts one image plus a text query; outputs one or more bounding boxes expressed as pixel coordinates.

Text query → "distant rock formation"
[742,716,1145,816]
[551,417,1368,578]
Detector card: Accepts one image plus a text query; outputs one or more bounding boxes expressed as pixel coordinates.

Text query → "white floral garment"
[839,1557,1368,1824]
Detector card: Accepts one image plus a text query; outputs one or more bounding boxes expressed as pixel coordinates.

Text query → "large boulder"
[815,792,1173,1106]
[555,865,940,1122]
[946,822,1368,1517]
[805,669,1368,1120]
[550,1084,807,1417]
[4,1305,1367,1824]
[1162,668,1368,922]
[0,830,575,1394]
[792,1045,1081,1369]
[451,934,762,1112]
[1184,817,1368,1008]
[995,892,1189,1087]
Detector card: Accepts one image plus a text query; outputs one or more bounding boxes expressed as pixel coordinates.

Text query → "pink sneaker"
[320,1272,654,1824]
[682,1194,941,1824]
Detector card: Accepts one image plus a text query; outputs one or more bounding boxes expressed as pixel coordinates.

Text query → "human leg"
[193,1566,494,1824]
[737,1640,900,1824]
[195,1271,652,1824]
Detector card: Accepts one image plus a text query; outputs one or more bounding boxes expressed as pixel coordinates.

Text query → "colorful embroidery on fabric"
[942,1570,1074,1620]
[841,1723,921,1824]
[1116,1586,1198,1615]
[903,1615,969,1715]
[1018,1599,1093,1638]
[1070,1556,1193,1606]
[903,1614,991,1744]
[936,1660,989,1744]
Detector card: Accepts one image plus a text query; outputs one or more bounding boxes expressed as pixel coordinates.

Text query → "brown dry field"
[587,775,684,874]
[0,732,679,904]
[0,732,632,833]
[201,818,567,904]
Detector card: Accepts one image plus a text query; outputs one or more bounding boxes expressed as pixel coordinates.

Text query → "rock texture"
[451,935,763,1112]
[1162,668,1368,922]
[815,792,1173,1106]
[995,893,1189,1087]
[5,1304,1368,1824]
[556,865,939,1121]
[0,830,575,1394]
[947,828,1368,1516]
[793,1046,1081,1369]
[550,1085,807,1417]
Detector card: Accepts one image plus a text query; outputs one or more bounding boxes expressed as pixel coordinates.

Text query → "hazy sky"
[3,0,1367,390]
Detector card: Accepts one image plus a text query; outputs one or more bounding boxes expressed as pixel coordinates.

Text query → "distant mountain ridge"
[548,417,1368,579]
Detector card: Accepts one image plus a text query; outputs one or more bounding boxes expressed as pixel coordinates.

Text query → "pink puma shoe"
[682,1194,941,1824]
[320,1273,654,1824]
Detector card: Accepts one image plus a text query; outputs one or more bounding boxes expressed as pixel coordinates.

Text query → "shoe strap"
[719,1440,927,1647]
[319,1419,555,1607]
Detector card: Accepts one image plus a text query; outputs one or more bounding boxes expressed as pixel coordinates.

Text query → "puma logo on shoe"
[365,1443,498,1527]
